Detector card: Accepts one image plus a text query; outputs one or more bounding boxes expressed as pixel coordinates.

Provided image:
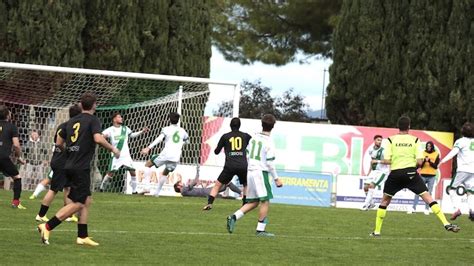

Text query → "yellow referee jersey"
[385,134,423,170]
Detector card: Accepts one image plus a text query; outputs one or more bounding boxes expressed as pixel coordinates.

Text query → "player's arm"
[439,146,460,166]
[94,133,120,158]
[141,132,164,155]
[379,138,392,165]
[183,131,189,144]
[92,118,119,158]
[265,145,283,187]
[130,126,149,138]
[214,135,225,154]
[12,137,25,164]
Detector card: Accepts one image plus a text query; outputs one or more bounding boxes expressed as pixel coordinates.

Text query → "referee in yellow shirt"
[370,116,460,236]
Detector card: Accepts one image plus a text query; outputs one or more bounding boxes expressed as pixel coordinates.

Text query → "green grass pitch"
[1,190,473,265]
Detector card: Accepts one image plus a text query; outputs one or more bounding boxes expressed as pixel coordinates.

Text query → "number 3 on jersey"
[71,122,80,143]
[229,136,242,151]
[249,139,262,160]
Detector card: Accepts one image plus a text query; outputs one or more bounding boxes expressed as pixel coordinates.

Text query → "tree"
[216,80,278,118]
[214,80,311,122]
[326,0,473,132]
[0,0,86,66]
[276,89,311,122]
[212,0,342,66]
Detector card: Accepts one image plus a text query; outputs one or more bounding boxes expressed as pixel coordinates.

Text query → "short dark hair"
[373,135,383,140]
[173,181,181,193]
[111,112,121,120]
[461,122,474,138]
[0,105,9,120]
[69,104,82,118]
[397,116,411,131]
[261,114,276,132]
[81,92,97,111]
[169,112,180,124]
[230,117,241,131]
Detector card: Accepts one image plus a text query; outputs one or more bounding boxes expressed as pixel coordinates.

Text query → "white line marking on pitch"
[0,228,471,242]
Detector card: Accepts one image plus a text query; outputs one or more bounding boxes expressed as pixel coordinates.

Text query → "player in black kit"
[35,104,82,222]
[203,118,251,210]
[38,93,120,246]
[0,105,26,209]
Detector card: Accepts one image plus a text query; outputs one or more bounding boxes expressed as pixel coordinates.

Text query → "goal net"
[0,62,239,195]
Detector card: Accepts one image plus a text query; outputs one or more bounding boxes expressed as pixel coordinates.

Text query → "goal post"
[0,61,240,193]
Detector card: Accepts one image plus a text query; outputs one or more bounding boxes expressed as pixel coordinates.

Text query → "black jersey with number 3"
[59,113,102,170]
[0,120,19,159]
[215,131,252,168]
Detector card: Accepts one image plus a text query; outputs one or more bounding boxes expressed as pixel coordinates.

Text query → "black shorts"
[50,168,70,193]
[383,167,428,196]
[217,166,247,186]
[66,169,91,204]
[0,158,19,177]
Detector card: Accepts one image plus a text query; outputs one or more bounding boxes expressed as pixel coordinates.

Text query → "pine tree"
[0,0,86,66]
[327,0,473,132]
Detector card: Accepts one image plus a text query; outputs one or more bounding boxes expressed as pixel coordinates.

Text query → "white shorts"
[364,170,389,187]
[150,154,177,173]
[108,156,134,172]
[449,172,474,193]
[246,170,273,202]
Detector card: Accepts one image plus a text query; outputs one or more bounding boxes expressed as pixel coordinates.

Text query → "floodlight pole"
[320,69,327,119]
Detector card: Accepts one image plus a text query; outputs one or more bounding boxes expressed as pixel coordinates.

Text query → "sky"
[206,47,332,116]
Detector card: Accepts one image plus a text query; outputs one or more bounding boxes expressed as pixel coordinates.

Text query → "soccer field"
[1,190,473,265]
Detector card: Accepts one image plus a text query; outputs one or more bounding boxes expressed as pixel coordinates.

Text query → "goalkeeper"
[100,112,149,193]
[173,172,242,197]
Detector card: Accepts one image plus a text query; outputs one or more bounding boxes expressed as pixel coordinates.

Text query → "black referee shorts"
[383,167,428,197]
[0,158,19,177]
[66,169,91,204]
[217,166,247,186]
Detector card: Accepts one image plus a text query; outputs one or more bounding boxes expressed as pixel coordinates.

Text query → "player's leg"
[62,185,78,222]
[99,171,114,192]
[3,158,25,209]
[226,170,259,233]
[203,181,223,210]
[448,172,468,220]
[255,200,274,237]
[238,168,248,205]
[38,169,90,245]
[361,172,375,210]
[204,168,231,210]
[412,174,460,232]
[371,170,402,236]
[30,172,51,199]
[253,171,274,236]
[154,161,175,197]
[227,201,259,234]
[128,169,138,194]
[465,175,474,220]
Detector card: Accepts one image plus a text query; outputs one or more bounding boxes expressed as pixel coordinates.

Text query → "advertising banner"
[335,174,439,212]
[201,117,454,199]
[272,171,332,207]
